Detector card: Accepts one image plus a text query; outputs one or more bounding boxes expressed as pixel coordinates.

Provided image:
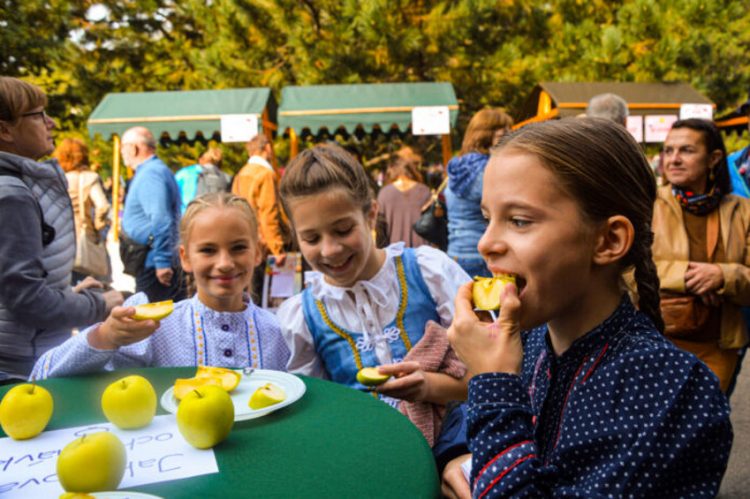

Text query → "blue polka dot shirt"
[468,296,732,498]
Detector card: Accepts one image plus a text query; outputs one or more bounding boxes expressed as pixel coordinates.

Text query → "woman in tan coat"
[654,118,750,392]
[55,138,111,282]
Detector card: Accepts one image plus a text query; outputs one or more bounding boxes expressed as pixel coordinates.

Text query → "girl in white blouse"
[31,193,289,379]
[277,144,471,408]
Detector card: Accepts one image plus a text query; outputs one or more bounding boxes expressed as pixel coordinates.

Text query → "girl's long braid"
[631,225,664,332]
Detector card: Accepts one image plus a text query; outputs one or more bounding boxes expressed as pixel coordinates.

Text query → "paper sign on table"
[220,114,258,143]
[0,415,218,498]
[412,106,451,135]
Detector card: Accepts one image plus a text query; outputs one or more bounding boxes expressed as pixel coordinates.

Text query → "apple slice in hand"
[472,274,516,311]
[248,382,286,410]
[356,367,391,386]
[132,300,174,321]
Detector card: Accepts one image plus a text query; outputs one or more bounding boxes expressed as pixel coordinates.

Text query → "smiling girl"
[31,193,289,379]
[444,118,732,498]
[277,144,470,415]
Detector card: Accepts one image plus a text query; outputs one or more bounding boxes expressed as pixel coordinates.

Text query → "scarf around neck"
[672,185,722,216]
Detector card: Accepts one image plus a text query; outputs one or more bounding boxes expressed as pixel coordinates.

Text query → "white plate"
[91,493,163,499]
[160,369,306,421]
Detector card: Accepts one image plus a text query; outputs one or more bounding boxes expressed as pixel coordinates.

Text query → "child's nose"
[478,224,507,259]
[320,236,343,258]
[217,250,234,269]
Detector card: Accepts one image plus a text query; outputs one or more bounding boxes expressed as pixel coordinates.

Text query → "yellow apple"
[248,382,286,410]
[59,493,95,499]
[177,385,234,449]
[56,431,127,493]
[356,367,391,386]
[472,274,516,311]
[0,383,54,440]
[132,300,174,321]
[173,376,223,401]
[101,375,157,429]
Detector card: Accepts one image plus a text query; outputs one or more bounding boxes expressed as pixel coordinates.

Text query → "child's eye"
[301,235,320,244]
[232,244,249,252]
[199,247,216,254]
[335,226,354,236]
[510,217,531,228]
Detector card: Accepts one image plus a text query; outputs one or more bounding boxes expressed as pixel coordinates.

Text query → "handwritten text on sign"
[0,415,218,498]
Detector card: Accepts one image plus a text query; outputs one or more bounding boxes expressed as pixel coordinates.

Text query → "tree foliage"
[5,0,750,173]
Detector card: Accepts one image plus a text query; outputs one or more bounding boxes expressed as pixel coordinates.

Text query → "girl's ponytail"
[632,226,664,332]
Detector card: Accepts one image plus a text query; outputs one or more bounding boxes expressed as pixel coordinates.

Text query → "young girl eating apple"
[443,118,732,498]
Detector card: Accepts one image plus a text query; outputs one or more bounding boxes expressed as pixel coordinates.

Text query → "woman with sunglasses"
[0,76,123,385]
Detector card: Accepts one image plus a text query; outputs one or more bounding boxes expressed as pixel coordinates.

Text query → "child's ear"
[592,215,634,266]
[179,244,192,273]
[253,243,263,268]
[366,200,379,228]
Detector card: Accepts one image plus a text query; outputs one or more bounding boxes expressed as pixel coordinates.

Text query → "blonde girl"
[443,119,731,498]
[32,193,289,378]
[277,144,471,413]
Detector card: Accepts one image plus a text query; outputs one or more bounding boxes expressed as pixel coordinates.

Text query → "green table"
[0,367,440,498]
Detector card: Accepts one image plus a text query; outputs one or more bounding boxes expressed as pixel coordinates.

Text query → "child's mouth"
[323,255,353,274]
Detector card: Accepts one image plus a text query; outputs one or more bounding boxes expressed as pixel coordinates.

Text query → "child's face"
[478,151,599,330]
[179,206,261,312]
[288,188,380,288]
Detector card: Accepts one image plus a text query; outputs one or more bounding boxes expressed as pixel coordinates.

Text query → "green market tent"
[87,88,277,140]
[87,88,277,240]
[516,82,714,127]
[278,82,459,164]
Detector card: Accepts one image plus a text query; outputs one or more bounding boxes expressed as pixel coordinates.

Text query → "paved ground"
[719,353,750,497]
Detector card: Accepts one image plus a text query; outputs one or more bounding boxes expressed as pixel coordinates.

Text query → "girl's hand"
[685,262,724,295]
[441,453,472,499]
[88,306,159,350]
[375,361,428,402]
[447,281,523,377]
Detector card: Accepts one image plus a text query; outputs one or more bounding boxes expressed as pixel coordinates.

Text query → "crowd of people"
[2,74,750,497]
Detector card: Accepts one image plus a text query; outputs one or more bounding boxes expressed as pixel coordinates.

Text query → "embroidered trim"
[315,299,363,371]
[194,310,207,366]
[394,256,412,351]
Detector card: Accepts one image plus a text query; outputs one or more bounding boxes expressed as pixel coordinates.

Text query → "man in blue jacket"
[120,126,185,302]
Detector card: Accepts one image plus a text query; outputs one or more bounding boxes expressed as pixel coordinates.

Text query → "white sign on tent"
[221,114,259,143]
[679,104,713,120]
[412,106,451,135]
[644,115,679,143]
[626,115,644,143]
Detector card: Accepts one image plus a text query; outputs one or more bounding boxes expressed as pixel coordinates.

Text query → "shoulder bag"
[413,176,449,250]
[73,174,109,276]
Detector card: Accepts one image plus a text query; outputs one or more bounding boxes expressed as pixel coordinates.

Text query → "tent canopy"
[87,88,277,139]
[517,82,714,126]
[278,82,458,134]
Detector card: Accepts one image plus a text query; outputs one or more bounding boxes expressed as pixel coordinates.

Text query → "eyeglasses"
[20,110,48,120]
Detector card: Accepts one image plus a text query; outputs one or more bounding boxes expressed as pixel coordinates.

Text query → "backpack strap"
[0,165,56,246]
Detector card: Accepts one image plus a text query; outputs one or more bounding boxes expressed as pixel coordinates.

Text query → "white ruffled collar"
[304,242,406,306]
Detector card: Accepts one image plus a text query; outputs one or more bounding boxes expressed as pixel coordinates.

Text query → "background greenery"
[3,0,749,175]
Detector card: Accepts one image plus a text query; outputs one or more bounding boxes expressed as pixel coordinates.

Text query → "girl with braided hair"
[443,118,731,498]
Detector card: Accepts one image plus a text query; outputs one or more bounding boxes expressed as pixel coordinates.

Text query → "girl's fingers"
[110,306,136,320]
[454,282,477,319]
[497,282,521,334]
[377,361,419,376]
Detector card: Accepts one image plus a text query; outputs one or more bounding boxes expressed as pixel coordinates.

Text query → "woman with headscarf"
[654,118,750,393]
